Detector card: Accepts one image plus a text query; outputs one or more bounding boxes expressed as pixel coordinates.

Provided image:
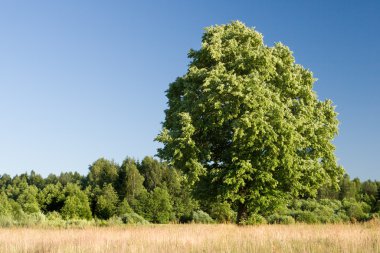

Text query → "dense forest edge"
[0,156,379,227]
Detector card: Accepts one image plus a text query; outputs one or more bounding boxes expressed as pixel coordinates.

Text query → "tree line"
[0,156,379,226]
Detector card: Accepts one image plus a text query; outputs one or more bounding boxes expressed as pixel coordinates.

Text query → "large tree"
[156,21,343,223]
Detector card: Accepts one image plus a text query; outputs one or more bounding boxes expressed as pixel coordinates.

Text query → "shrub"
[9,200,25,221]
[0,192,12,216]
[244,214,267,225]
[319,199,342,211]
[294,211,319,224]
[267,214,295,224]
[300,199,319,212]
[314,206,335,223]
[210,202,236,223]
[336,211,350,223]
[61,195,92,220]
[143,187,173,224]
[94,184,119,220]
[343,199,370,222]
[0,216,14,227]
[17,212,46,227]
[117,199,133,215]
[64,219,94,228]
[120,212,149,224]
[192,210,214,224]
[105,216,124,226]
[46,211,63,221]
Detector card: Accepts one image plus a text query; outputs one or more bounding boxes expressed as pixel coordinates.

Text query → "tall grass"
[0,223,379,253]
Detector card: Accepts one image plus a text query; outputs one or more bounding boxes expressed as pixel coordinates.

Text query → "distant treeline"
[0,156,379,226]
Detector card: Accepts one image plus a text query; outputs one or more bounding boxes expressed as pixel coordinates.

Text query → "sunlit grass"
[0,222,379,253]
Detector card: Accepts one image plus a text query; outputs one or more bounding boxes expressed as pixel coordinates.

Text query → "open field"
[0,223,379,253]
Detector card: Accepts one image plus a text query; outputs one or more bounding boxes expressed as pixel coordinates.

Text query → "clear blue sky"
[0,1,379,180]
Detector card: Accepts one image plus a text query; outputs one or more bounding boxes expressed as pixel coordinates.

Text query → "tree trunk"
[236,202,248,224]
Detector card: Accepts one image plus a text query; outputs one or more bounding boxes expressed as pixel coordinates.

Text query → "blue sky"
[0,1,379,179]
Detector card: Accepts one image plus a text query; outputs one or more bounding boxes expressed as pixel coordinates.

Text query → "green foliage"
[156,21,343,223]
[116,197,149,224]
[0,191,12,216]
[16,185,40,214]
[244,213,268,225]
[342,198,370,222]
[0,174,12,190]
[39,183,65,213]
[46,211,63,221]
[88,158,119,188]
[144,187,173,224]
[192,210,214,224]
[57,172,85,187]
[120,212,149,225]
[339,174,359,200]
[267,214,295,225]
[166,169,198,222]
[209,201,236,223]
[117,198,133,215]
[0,151,379,226]
[116,158,145,202]
[139,156,166,192]
[27,171,45,190]
[293,211,319,224]
[0,215,13,227]
[61,184,92,220]
[9,200,24,221]
[94,184,119,219]
[5,175,29,200]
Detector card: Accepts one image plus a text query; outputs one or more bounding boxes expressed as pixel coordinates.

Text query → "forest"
[0,156,379,226]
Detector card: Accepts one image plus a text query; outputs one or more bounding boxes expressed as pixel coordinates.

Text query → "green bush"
[192,210,214,224]
[314,206,335,223]
[44,211,66,227]
[210,202,236,223]
[17,212,46,227]
[319,199,342,211]
[0,192,12,216]
[120,212,149,224]
[267,214,295,224]
[117,199,133,215]
[9,200,25,221]
[343,199,370,222]
[300,199,319,212]
[46,211,63,221]
[336,211,350,223]
[244,214,267,225]
[64,219,94,228]
[142,187,173,224]
[105,216,124,226]
[294,211,319,224]
[0,216,14,227]
[94,184,119,220]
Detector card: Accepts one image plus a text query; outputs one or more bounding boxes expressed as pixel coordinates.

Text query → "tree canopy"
[156,21,343,223]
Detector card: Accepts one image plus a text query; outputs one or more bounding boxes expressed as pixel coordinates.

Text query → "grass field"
[0,222,379,253]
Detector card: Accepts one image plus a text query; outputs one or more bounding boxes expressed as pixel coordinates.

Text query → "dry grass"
[0,223,379,253]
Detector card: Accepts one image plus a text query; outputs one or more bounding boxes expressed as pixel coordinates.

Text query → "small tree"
[94,183,119,219]
[117,158,145,202]
[39,183,65,213]
[145,187,173,223]
[88,158,119,188]
[61,183,92,220]
[0,191,12,216]
[17,185,40,214]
